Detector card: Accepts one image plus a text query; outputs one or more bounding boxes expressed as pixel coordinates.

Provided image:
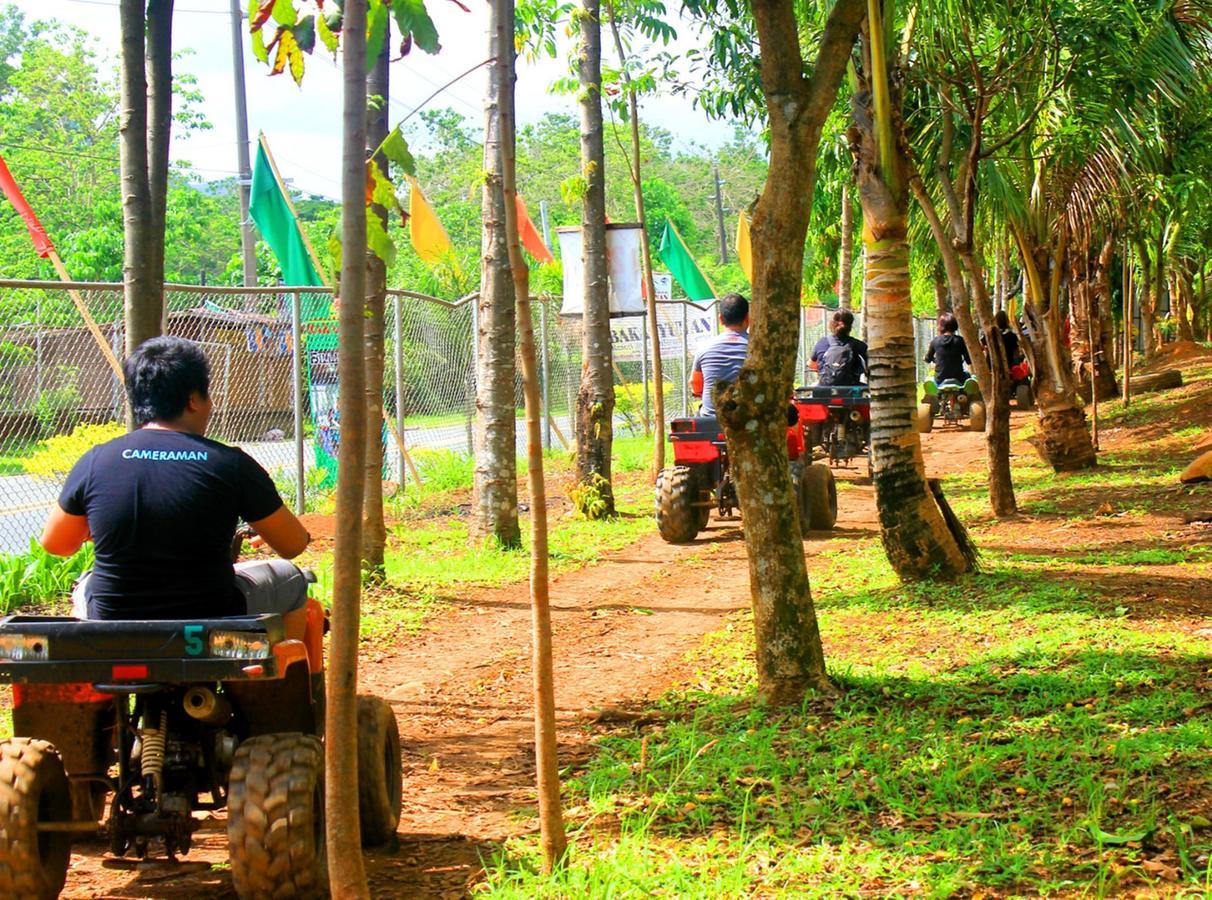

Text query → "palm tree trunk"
[1175,265,1195,342]
[145,0,172,333]
[327,0,369,892]
[362,41,390,576]
[118,0,156,355]
[472,10,521,545]
[839,183,854,310]
[574,0,615,516]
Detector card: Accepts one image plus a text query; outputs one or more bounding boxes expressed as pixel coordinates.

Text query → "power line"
[55,0,231,14]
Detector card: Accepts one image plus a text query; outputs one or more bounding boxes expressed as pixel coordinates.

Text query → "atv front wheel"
[0,738,72,900]
[228,734,326,900]
[1015,382,1034,410]
[357,696,402,845]
[655,466,705,543]
[968,401,987,433]
[915,403,934,434]
[801,464,838,531]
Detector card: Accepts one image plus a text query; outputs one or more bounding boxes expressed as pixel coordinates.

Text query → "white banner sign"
[556,224,648,318]
[609,294,717,363]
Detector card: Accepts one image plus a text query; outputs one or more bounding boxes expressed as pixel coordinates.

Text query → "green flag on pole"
[249,142,330,321]
[658,221,714,301]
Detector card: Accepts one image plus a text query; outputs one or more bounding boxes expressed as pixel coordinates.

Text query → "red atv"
[793,384,872,477]
[655,413,837,543]
[0,570,401,898]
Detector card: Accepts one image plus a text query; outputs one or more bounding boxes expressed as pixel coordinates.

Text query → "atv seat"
[937,379,966,390]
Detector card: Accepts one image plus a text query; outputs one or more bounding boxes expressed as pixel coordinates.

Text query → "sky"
[14,0,740,200]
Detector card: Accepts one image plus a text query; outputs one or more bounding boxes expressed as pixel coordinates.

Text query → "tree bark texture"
[1135,235,1160,357]
[362,42,390,575]
[118,0,157,355]
[574,0,615,515]
[854,84,971,580]
[714,0,865,705]
[606,3,664,477]
[1069,238,1118,401]
[494,0,568,867]
[839,183,854,310]
[326,1,369,893]
[472,12,521,547]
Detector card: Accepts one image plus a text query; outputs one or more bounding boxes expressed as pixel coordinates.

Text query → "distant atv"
[794,384,872,476]
[916,378,986,433]
[655,413,837,543]
[1009,360,1034,409]
[0,559,401,899]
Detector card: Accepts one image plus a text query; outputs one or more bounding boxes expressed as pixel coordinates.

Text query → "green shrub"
[32,365,83,437]
[412,449,474,492]
[22,422,125,481]
[0,540,93,614]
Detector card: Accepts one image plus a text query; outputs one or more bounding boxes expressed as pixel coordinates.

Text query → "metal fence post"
[640,313,650,433]
[467,299,478,455]
[681,302,689,417]
[291,291,306,515]
[539,300,550,449]
[393,293,405,484]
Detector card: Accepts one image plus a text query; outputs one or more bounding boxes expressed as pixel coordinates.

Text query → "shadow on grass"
[483,649,1212,896]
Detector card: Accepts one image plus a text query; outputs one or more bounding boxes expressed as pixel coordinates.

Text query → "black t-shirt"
[926,333,971,383]
[59,429,284,620]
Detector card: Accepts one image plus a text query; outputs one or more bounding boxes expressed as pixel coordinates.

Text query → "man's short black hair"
[124,336,210,427]
[938,312,959,333]
[719,293,749,326]
[831,309,854,338]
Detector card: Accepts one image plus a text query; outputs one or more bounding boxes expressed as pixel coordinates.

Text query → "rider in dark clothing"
[811,310,868,386]
[926,312,971,384]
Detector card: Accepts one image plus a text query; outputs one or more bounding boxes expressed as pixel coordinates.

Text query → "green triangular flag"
[658,221,714,301]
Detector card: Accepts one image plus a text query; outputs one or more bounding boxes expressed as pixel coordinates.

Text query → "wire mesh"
[0,279,940,554]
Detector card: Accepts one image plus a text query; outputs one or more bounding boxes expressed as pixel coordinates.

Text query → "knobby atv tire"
[1015,383,1034,410]
[968,401,987,433]
[916,403,934,434]
[656,466,703,543]
[228,733,326,900]
[0,738,72,900]
[802,464,837,531]
[356,696,401,846]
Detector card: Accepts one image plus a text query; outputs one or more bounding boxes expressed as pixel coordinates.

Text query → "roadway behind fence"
[0,280,937,553]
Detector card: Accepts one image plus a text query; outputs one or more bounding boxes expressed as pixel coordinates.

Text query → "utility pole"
[539,199,552,249]
[229,0,258,287]
[713,165,728,264]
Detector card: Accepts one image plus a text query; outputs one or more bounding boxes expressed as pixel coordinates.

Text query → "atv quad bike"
[0,576,402,899]
[655,413,837,543]
[793,384,872,477]
[1009,360,1034,410]
[916,378,986,434]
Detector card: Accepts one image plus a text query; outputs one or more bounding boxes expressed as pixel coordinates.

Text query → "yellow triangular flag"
[736,212,753,284]
[407,176,457,271]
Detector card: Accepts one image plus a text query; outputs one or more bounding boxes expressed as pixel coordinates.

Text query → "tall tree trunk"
[145,0,173,333]
[1069,244,1117,401]
[494,0,568,867]
[327,1,369,893]
[715,0,864,705]
[1174,264,1195,342]
[1014,225,1097,472]
[855,84,971,579]
[605,2,664,476]
[1094,235,1119,390]
[1134,237,1159,358]
[839,182,854,310]
[574,0,615,516]
[471,11,521,546]
[932,265,949,316]
[118,0,157,355]
[362,41,389,576]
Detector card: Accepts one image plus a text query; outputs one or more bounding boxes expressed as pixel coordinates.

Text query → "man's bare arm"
[249,505,310,559]
[41,505,90,557]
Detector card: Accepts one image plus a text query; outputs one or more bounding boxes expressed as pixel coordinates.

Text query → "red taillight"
[717,433,725,441]
[111,664,149,680]
[242,664,265,677]
[830,398,844,405]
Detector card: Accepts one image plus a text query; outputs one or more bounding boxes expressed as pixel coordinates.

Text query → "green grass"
[0,439,39,476]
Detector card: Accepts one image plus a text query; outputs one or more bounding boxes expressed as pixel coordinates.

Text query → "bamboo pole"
[257,132,333,288]
[385,415,422,484]
[47,250,125,381]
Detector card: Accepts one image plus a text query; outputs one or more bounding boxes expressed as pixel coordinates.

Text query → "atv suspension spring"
[140,709,168,795]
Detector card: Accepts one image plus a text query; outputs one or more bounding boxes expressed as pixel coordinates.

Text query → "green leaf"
[381,127,416,177]
[367,214,397,267]
[390,0,441,54]
[327,230,342,275]
[368,161,398,210]
[293,15,316,54]
[316,11,339,54]
[1090,825,1152,846]
[367,1,389,62]
[251,26,269,63]
[271,0,297,26]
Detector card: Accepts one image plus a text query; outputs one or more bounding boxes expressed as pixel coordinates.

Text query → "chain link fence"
[0,279,937,553]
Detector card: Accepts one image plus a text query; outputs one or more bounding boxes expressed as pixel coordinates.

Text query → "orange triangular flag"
[515,193,553,264]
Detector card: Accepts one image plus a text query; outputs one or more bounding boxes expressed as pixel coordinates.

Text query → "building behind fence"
[0,280,937,553]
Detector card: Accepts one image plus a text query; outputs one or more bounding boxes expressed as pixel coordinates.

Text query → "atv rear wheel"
[802,464,837,531]
[968,401,987,433]
[357,696,401,845]
[916,403,934,433]
[228,734,326,900]
[655,466,705,543]
[0,738,72,900]
[1015,382,1034,410]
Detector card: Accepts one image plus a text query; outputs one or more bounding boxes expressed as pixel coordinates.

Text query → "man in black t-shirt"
[810,310,868,386]
[41,337,311,634]
[925,312,972,384]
